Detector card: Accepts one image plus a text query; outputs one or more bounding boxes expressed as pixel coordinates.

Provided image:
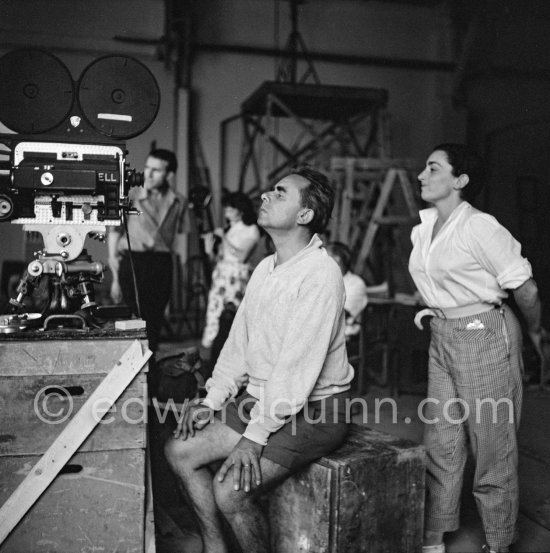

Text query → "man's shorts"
[215,390,351,471]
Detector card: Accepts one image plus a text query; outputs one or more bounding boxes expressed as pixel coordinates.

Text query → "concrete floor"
[150,340,550,553]
[356,385,550,553]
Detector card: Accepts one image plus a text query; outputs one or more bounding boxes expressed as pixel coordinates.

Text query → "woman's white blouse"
[408,201,532,309]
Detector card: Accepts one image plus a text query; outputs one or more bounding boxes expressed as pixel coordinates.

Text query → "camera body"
[0,139,140,225]
[0,48,160,328]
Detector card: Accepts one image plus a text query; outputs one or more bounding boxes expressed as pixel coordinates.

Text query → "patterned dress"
[201,221,260,348]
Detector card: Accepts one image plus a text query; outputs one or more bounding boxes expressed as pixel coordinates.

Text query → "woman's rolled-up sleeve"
[466,214,532,290]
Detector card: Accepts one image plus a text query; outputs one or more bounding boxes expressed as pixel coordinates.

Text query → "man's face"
[257,174,310,232]
[144,156,171,191]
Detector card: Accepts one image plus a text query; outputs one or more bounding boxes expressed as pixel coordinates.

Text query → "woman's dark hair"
[326,241,352,273]
[288,165,335,235]
[223,191,257,226]
[432,143,485,201]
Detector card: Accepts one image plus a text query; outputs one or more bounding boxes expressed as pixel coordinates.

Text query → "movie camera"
[0,48,160,332]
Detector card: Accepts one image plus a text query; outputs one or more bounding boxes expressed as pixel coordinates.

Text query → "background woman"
[408,143,545,553]
[201,191,260,350]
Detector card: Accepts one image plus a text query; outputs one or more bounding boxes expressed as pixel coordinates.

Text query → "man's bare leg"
[164,418,241,553]
[213,456,291,553]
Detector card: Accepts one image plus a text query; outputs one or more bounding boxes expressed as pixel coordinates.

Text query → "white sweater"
[204,234,354,445]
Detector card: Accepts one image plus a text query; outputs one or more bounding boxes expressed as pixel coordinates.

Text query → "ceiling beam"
[194,42,456,72]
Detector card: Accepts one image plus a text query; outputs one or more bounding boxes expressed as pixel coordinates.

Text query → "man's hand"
[217,437,263,493]
[173,400,214,440]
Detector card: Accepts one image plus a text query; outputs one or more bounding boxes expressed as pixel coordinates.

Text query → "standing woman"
[409,144,545,553]
[201,191,261,349]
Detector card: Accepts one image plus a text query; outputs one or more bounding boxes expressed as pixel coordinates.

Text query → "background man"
[164,166,354,553]
[108,148,188,386]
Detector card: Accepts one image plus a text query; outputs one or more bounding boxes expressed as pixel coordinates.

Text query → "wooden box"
[0,334,150,553]
[0,449,146,553]
[0,337,147,456]
[269,425,425,553]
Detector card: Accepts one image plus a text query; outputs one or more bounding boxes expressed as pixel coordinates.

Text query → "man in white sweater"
[165,166,354,553]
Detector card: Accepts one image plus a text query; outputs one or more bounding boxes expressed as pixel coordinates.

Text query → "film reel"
[0,49,75,134]
[77,55,160,139]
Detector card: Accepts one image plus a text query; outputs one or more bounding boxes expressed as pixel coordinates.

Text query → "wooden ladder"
[329,157,420,282]
[353,166,419,275]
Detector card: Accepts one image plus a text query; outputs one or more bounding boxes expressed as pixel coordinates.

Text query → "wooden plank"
[349,175,378,250]
[354,168,396,272]
[398,168,421,218]
[328,162,344,241]
[0,340,152,546]
[0,372,147,456]
[0,449,146,553]
[0,339,147,376]
[145,440,157,553]
[337,157,356,242]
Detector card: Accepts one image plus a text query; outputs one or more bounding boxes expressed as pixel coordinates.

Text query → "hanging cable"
[121,208,142,319]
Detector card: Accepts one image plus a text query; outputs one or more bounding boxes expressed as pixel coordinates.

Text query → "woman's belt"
[414,302,498,330]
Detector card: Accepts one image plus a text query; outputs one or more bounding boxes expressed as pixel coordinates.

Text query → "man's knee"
[212,477,250,515]
[164,436,199,471]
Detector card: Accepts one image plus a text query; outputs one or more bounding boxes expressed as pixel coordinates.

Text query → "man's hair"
[288,165,334,235]
[149,148,178,174]
[326,241,352,273]
[432,143,485,201]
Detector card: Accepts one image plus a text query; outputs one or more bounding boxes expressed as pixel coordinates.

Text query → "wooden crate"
[269,425,425,553]
[0,449,146,553]
[0,335,150,553]
[0,338,148,457]
[0,372,146,456]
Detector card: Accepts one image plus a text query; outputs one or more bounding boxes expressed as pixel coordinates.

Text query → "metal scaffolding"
[220,81,390,195]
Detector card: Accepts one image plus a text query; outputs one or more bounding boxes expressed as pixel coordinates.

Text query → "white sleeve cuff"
[497,259,532,290]
[201,397,217,410]
[242,422,270,446]
[202,387,228,411]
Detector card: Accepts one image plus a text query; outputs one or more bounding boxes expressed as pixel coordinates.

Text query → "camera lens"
[125,169,144,190]
[0,194,14,221]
